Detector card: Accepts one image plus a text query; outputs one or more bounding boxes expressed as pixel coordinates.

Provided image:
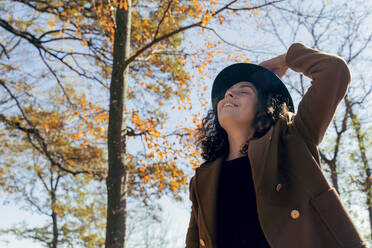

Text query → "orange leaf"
[48,20,56,28]
[124,0,128,10]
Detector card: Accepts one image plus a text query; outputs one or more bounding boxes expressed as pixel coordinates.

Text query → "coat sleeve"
[185,175,200,248]
[285,42,351,145]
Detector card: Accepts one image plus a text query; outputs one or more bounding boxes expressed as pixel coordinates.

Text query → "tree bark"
[51,190,58,248]
[106,1,132,248]
[347,98,372,239]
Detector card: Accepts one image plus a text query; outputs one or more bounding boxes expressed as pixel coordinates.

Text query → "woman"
[185,43,366,248]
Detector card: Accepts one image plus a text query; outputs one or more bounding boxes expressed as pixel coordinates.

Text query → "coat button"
[200,238,206,246]
[275,183,282,192]
[291,209,300,219]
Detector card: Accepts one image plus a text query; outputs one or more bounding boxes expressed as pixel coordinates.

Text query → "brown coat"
[185,43,367,248]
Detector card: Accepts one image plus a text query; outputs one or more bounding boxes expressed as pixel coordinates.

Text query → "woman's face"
[217,81,259,131]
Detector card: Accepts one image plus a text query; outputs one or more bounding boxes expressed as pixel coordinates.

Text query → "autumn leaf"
[48,20,56,28]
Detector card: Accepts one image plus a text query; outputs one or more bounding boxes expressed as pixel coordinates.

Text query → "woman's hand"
[258,53,288,78]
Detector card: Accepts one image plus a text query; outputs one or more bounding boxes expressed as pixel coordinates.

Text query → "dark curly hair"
[194,89,289,163]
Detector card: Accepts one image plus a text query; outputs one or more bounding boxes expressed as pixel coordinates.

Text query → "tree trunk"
[106,1,132,248]
[51,190,58,248]
[368,179,372,240]
[329,162,339,194]
[348,100,372,240]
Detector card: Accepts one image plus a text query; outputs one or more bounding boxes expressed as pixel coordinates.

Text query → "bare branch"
[125,0,282,67]
[202,26,266,53]
[226,0,285,11]
[0,42,10,59]
[153,0,173,40]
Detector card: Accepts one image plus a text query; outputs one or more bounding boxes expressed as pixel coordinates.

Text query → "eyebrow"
[238,84,254,88]
[236,84,256,92]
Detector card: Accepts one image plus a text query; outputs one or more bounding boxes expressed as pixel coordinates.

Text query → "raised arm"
[284,42,351,145]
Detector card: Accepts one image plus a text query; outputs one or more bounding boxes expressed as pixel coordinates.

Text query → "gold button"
[291,209,300,219]
[200,238,206,246]
[275,183,282,192]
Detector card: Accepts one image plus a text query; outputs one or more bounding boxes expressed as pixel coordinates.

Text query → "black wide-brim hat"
[211,63,294,113]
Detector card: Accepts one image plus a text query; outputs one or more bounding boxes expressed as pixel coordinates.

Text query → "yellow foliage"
[48,20,56,28]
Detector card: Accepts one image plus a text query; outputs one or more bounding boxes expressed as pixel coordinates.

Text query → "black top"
[216,155,270,248]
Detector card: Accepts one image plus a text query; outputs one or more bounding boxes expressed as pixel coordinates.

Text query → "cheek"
[244,97,258,110]
[244,99,259,118]
[217,103,222,113]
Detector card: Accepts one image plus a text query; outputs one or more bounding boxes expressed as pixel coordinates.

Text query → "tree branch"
[153,0,173,40]
[0,79,93,177]
[125,0,281,68]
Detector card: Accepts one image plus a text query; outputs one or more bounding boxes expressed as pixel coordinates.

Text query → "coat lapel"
[194,125,274,245]
[248,125,274,189]
[194,154,225,244]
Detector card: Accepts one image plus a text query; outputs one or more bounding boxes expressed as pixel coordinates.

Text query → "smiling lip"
[223,101,238,108]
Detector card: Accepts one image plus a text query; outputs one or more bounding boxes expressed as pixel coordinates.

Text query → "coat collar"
[194,125,274,245]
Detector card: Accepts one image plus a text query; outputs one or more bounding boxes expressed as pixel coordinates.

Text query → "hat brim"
[211,63,294,113]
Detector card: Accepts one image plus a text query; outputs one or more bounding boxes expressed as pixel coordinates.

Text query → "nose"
[224,88,234,98]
